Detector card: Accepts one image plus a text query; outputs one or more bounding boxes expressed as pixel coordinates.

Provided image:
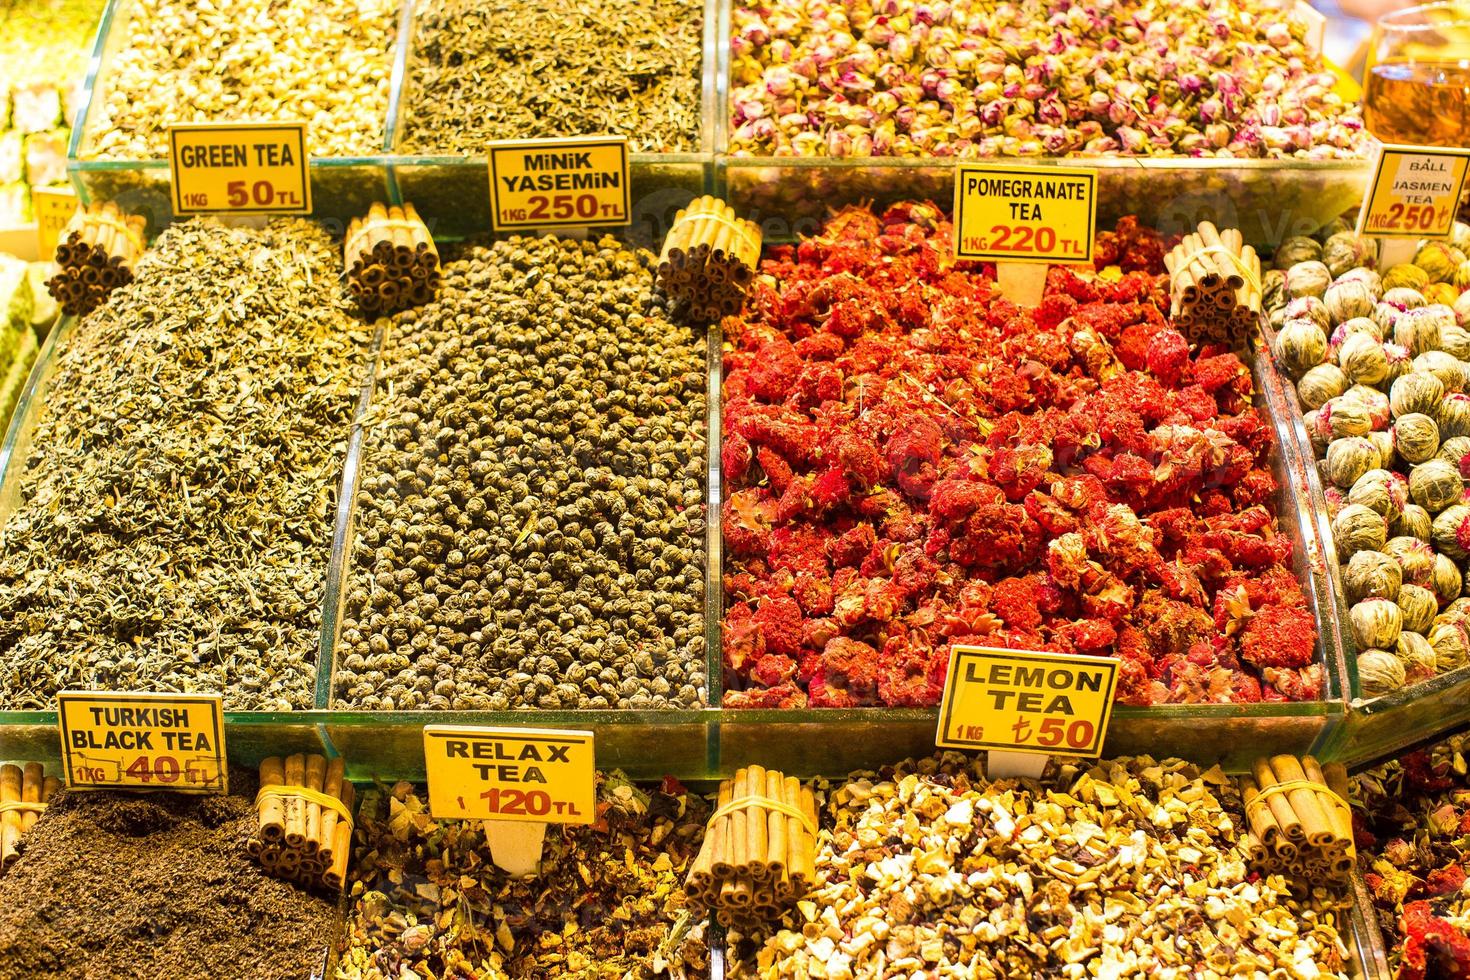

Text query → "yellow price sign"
[953,164,1096,264]
[33,186,78,260]
[1357,143,1470,240]
[487,136,630,232]
[423,726,594,824]
[168,121,311,216]
[57,691,227,793]
[936,646,1119,758]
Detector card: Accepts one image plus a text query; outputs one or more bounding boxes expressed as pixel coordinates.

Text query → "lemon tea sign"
[936,646,1119,757]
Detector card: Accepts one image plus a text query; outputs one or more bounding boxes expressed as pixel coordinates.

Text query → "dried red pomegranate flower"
[721,202,1316,709]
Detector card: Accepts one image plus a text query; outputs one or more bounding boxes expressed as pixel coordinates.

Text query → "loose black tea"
[0,769,339,980]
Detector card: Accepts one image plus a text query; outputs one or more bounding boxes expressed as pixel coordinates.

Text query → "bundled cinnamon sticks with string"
[685,765,817,932]
[1165,221,1263,348]
[657,195,762,323]
[344,202,439,315]
[0,763,60,871]
[45,201,147,317]
[248,754,355,891]
[1239,754,1354,892]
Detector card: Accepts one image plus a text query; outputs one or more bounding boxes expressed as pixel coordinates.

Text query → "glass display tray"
[379,0,719,244]
[314,297,725,783]
[719,156,1372,251]
[711,319,1353,774]
[65,0,407,234]
[1260,321,1470,768]
[0,262,1368,782]
[65,0,722,244]
[712,0,1372,249]
[0,314,348,770]
[62,0,1374,254]
[1349,873,1397,980]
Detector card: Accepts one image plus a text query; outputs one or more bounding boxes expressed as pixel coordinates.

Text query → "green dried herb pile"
[335,234,707,711]
[0,218,370,710]
[401,0,704,153]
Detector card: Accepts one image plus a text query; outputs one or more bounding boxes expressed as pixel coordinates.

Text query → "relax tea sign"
[936,646,1119,758]
[423,725,594,824]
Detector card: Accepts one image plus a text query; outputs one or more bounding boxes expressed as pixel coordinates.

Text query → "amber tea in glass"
[1365,3,1470,146]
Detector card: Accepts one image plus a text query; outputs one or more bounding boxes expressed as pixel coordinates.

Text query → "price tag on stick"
[953,164,1097,306]
[424,725,595,877]
[168,121,311,215]
[936,646,1120,777]
[33,186,78,260]
[1356,143,1470,242]
[57,691,227,793]
[487,136,630,233]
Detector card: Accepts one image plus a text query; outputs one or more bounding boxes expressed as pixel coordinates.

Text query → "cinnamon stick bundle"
[249,754,355,890]
[657,195,762,324]
[344,202,440,316]
[45,200,147,317]
[1165,221,1262,350]
[1238,754,1355,895]
[0,761,59,871]
[685,766,818,934]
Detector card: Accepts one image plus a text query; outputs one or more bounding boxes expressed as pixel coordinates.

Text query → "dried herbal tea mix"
[337,774,708,979]
[335,234,707,710]
[1268,225,1470,698]
[729,753,1352,979]
[400,0,704,154]
[1353,734,1470,980]
[83,0,396,158]
[0,768,338,980]
[0,218,370,710]
[723,203,1317,708]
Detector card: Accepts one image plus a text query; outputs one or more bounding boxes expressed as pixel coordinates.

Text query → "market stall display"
[0,218,372,710]
[11,0,1470,971]
[0,256,39,432]
[335,773,709,979]
[0,0,103,226]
